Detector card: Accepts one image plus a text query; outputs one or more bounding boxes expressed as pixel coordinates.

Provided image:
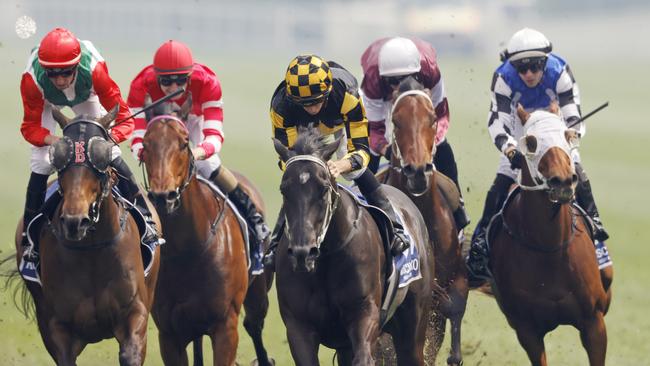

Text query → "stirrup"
[390,231,410,256]
[263,249,276,269]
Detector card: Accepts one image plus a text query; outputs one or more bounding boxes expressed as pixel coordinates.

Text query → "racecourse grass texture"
[0,49,648,365]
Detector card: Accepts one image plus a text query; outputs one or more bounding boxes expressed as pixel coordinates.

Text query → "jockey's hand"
[191,147,206,160]
[506,147,525,170]
[566,128,581,143]
[132,147,144,162]
[381,144,392,160]
[327,159,352,178]
[43,134,60,145]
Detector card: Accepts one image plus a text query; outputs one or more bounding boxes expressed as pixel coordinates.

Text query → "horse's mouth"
[548,187,574,204]
[406,176,430,197]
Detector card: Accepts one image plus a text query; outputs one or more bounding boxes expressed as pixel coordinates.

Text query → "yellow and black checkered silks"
[285,55,333,104]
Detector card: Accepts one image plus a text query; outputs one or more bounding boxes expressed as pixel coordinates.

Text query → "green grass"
[0,47,649,365]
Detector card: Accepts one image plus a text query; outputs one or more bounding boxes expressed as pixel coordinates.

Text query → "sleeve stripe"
[203,119,223,132]
[558,89,575,107]
[129,107,143,115]
[340,92,361,115]
[202,100,223,110]
[132,129,145,139]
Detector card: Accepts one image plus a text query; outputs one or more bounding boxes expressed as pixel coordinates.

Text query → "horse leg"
[392,304,427,366]
[47,320,86,366]
[443,278,468,366]
[159,332,189,366]
[514,325,547,366]
[114,306,149,366]
[210,309,240,366]
[580,312,607,366]
[243,275,274,366]
[285,320,320,366]
[342,305,381,365]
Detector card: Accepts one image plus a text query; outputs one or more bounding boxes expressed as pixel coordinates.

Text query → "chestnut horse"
[141,100,274,366]
[384,77,468,365]
[272,127,436,365]
[489,106,613,366]
[13,108,160,366]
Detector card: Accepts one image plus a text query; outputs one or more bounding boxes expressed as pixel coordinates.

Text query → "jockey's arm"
[126,74,148,161]
[360,91,389,156]
[270,108,297,171]
[92,62,134,144]
[340,91,371,174]
[487,72,518,155]
[20,74,53,147]
[555,64,585,137]
[195,75,224,160]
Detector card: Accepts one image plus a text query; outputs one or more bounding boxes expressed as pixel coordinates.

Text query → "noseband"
[284,155,340,247]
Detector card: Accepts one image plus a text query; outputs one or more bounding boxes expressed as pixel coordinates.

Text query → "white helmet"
[378,37,421,77]
[503,28,552,62]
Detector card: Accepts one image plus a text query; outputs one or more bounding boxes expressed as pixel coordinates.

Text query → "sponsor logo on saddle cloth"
[595,240,612,269]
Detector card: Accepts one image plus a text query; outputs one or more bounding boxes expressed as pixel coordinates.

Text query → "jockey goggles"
[512,57,546,74]
[383,74,411,86]
[45,66,77,78]
[158,74,190,87]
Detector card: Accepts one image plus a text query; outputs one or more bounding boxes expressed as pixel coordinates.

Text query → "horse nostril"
[167,190,179,201]
[308,247,320,258]
[80,217,92,227]
[572,173,578,185]
[548,177,561,187]
[403,165,415,177]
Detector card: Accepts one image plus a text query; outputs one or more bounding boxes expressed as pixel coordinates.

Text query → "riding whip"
[567,101,609,129]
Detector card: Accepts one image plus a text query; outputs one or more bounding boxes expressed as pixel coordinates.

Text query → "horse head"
[142,95,193,214]
[273,126,341,273]
[50,106,119,241]
[389,77,438,196]
[516,102,578,203]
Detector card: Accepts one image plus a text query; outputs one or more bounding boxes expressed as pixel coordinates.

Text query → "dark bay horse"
[13,107,161,366]
[273,127,436,365]
[142,100,274,366]
[489,105,613,366]
[384,78,468,365]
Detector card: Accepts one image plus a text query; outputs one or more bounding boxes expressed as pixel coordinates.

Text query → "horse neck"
[324,191,359,250]
[514,173,573,245]
[162,177,222,252]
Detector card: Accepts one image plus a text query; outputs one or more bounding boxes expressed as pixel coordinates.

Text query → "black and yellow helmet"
[285,54,333,105]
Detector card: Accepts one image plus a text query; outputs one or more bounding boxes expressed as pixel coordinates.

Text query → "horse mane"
[397,75,425,93]
[292,125,329,159]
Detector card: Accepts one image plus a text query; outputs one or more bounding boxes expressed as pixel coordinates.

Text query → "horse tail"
[0,253,35,319]
[192,336,203,366]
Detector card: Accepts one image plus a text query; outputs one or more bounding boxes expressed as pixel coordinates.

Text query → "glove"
[507,149,526,170]
[383,144,392,161]
[132,146,143,162]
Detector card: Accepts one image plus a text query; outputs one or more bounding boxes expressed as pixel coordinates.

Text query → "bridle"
[284,155,340,247]
[388,90,436,174]
[141,115,196,208]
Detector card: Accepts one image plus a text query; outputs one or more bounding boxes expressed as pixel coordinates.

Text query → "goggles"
[45,66,77,78]
[158,74,190,87]
[512,58,546,74]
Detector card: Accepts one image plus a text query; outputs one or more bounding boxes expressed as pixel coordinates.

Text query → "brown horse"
[141,100,273,366]
[489,105,613,366]
[384,78,468,365]
[13,108,161,366]
[273,126,436,365]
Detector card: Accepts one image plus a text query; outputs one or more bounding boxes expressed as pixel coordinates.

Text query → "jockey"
[360,37,470,230]
[263,54,410,268]
[19,27,162,263]
[466,28,611,284]
[128,40,271,253]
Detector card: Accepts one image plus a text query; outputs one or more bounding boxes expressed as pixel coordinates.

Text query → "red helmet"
[153,40,194,75]
[38,28,81,68]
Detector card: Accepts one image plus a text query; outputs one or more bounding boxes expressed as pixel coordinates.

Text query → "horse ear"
[51,108,71,129]
[525,135,538,154]
[178,93,193,121]
[98,104,120,128]
[548,101,560,115]
[517,104,530,125]
[321,136,341,161]
[273,138,292,162]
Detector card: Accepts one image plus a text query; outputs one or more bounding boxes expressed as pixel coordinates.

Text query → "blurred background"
[0,0,649,364]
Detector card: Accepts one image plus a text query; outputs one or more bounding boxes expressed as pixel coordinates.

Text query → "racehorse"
[272,126,436,365]
[141,99,274,366]
[384,77,468,365]
[13,107,161,366]
[489,105,613,366]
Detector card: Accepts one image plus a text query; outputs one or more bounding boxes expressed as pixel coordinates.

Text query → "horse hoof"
[447,355,463,366]
[250,359,276,366]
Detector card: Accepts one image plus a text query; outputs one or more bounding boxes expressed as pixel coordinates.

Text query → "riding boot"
[112,156,163,247]
[453,197,471,231]
[263,208,286,270]
[228,185,272,257]
[365,186,410,256]
[466,174,513,286]
[574,164,609,241]
[22,172,48,262]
